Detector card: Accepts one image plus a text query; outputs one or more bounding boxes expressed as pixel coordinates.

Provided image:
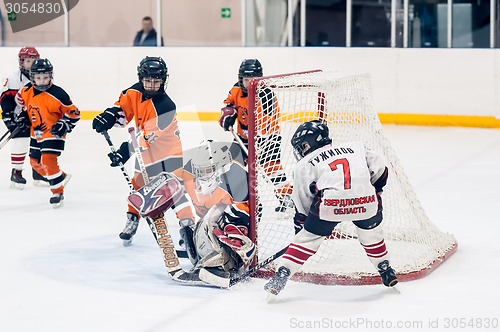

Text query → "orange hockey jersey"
[20,83,80,142]
[223,84,281,141]
[111,83,183,176]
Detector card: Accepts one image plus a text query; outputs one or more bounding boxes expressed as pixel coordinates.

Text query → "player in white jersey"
[0,46,47,188]
[264,120,398,296]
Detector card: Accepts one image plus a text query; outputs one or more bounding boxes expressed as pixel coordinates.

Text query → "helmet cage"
[238,59,263,94]
[291,120,332,161]
[30,59,53,92]
[18,46,40,78]
[137,56,168,97]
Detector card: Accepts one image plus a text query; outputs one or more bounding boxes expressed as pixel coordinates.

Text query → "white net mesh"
[248,71,457,283]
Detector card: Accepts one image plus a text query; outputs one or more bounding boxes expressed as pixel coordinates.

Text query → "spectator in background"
[133,16,163,47]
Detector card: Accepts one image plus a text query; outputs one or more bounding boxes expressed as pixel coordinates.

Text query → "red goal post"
[246,70,457,285]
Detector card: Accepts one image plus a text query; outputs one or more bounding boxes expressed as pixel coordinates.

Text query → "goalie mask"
[192,140,232,199]
[291,120,332,161]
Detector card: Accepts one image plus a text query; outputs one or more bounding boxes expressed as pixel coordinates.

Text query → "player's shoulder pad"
[183,159,194,175]
[46,85,73,106]
[152,93,176,116]
[229,142,246,166]
[122,82,142,96]
[222,163,249,203]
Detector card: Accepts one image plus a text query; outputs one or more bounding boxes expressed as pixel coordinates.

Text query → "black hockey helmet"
[137,56,168,96]
[291,120,332,160]
[238,59,263,94]
[30,58,53,92]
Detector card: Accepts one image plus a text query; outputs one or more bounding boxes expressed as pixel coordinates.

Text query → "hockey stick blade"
[198,246,289,288]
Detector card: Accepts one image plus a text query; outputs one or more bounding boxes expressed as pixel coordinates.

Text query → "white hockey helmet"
[192,140,232,196]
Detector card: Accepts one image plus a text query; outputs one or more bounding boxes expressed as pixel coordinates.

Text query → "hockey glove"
[373,167,388,193]
[108,141,130,167]
[50,119,70,138]
[15,111,31,131]
[2,113,17,132]
[293,209,307,234]
[219,106,237,131]
[92,108,118,133]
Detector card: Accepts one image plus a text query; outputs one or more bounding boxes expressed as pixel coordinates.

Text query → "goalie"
[182,140,256,278]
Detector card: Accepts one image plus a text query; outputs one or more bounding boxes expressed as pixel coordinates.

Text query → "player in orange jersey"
[92,56,196,245]
[181,140,255,275]
[0,46,47,188]
[18,59,80,208]
[219,59,293,212]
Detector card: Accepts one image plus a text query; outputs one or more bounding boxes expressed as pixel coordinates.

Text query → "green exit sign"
[221,8,231,18]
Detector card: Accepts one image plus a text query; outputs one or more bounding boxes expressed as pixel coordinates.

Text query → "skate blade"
[266,292,279,303]
[391,284,401,294]
[62,173,72,187]
[10,182,26,190]
[51,201,64,209]
[33,180,50,187]
[122,239,133,247]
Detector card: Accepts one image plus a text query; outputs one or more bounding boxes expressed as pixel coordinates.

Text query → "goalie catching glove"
[193,204,256,273]
[212,224,255,269]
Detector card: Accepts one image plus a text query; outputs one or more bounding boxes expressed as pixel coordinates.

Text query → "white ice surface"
[1,121,499,332]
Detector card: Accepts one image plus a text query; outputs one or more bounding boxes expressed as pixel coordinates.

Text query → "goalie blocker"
[128,172,183,218]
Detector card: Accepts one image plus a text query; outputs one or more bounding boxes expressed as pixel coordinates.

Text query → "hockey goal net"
[247,70,457,285]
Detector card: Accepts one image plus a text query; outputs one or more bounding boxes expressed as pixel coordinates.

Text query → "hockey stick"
[0,126,21,150]
[101,130,188,258]
[229,246,288,287]
[199,246,289,288]
[102,130,134,192]
[229,126,248,155]
[128,127,202,284]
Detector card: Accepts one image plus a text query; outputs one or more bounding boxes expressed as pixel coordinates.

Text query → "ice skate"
[378,260,399,287]
[50,193,64,208]
[10,169,26,190]
[264,266,291,298]
[62,172,72,187]
[32,169,50,187]
[119,212,139,246]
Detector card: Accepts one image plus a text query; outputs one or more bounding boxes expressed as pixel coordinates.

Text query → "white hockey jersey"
[0,70,29,116]
[292,141,387,222]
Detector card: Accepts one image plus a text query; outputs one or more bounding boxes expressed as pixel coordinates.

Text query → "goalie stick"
[199,246,289,288]
[101,130,188,258]
[128,127,205,285]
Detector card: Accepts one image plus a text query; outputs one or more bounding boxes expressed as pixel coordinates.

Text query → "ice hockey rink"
[1,120,499,332]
